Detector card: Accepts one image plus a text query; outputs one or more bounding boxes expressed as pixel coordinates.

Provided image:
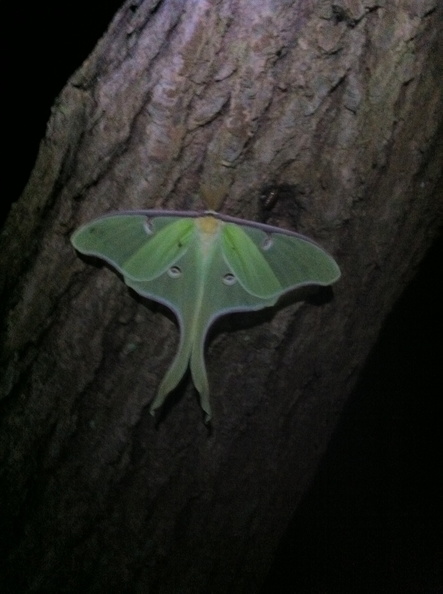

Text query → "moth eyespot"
[143,218,154,235]
[168,266,182,278]
[262,235,273,251]
[223,273,236,286]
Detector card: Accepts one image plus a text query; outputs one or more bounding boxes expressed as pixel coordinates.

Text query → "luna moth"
[71,209,340,420]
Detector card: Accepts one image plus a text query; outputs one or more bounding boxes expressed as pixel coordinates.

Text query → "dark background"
[5,3,442,592]
[262,234,442,593]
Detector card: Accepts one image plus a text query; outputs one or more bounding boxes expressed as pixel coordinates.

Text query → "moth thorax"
[196,216,220,237]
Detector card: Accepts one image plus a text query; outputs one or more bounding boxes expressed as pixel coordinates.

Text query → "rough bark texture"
[1,1,442,592]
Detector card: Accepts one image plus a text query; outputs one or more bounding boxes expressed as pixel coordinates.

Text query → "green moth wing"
[72,210,340,420]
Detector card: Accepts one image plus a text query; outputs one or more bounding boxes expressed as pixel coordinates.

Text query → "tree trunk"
[1,1,442,592]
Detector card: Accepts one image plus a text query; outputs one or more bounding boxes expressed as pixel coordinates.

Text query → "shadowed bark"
[1,1,442,592]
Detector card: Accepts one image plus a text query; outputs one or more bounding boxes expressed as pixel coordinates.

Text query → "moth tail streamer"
[149,338,191,416]
[190,343,211,422]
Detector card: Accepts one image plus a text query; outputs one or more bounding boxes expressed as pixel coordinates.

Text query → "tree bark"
[1,1,442,592]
